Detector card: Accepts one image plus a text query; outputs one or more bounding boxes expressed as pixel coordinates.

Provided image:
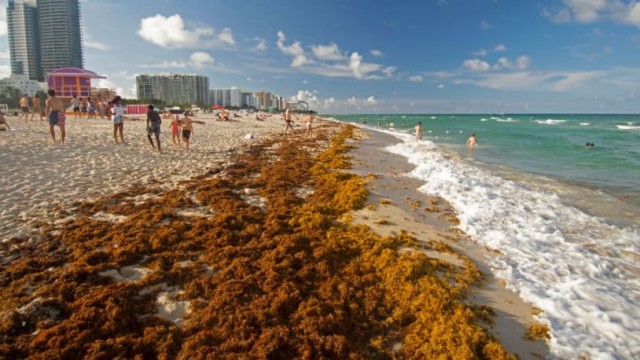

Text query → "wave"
[535,119,567,125]
[617,125,640,130]
[385,133,640,359]
[579,122,591,126]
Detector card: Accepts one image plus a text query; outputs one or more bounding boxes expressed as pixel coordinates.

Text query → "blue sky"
[1,0,640,113]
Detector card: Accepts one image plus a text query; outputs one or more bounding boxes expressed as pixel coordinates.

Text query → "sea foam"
[385,132,640,359]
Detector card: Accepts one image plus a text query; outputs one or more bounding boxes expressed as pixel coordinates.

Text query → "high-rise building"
[136,74,210,105]
[6,0,83,81]
[37,0,84,76]
[7,0,42,81]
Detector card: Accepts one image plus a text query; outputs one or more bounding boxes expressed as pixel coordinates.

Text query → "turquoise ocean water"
[334,113,640,227]
[329,113,639,358]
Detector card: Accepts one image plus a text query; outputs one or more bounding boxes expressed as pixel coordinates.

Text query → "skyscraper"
[5,0,83,82]
[37,0,83,76]
[7,0,42,81]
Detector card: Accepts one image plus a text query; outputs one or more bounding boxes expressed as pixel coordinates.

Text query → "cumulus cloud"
[311,43,344,61]
[370,49,384,57]
[382,66,396,77]
[366,96,377,105]
[189,51,215,67]
[137,14,234,48]
[494,44,507,52]
[409,75,424,82]
[291,90,319,108]
[140,51,215,69]
[463,59,491,72]
[277,31,311,67]
[253,37,267,52]
[542,0,640,27]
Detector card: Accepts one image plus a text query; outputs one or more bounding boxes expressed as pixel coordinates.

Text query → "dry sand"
[347,129,550,360]
[0,112,290,241]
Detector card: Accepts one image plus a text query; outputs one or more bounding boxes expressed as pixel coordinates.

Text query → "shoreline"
[1,117,547,357]
[347,129,549,359]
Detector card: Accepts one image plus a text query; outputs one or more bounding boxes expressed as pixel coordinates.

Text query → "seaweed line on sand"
[0,122,515,359]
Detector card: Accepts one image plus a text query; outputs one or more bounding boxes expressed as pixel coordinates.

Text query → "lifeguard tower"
[46,67,106,100]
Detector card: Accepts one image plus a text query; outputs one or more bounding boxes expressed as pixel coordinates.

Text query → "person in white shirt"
[111,96,125,143]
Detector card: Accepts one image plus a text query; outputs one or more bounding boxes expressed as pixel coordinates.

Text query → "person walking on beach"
[304,111,314,138]
[181,111,193,151]
[80,98,88,118]
[146,104,162,152]
[111,96,125,143]
[71,95,80,119]
[31,94,43,121]
[416,122,422,140]
[45,89,66,145]
[466,132,477,149]
[283,108,294,136]
[19,95,30,121]
[169,112,181,148]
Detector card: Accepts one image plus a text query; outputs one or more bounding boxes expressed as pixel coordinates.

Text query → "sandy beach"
[0,112,286,241]
[0,115,549,358]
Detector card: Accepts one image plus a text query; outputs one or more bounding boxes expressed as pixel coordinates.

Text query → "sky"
[1,0,640,114]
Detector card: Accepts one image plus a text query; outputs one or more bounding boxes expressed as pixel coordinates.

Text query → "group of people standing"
[283,108,315,138]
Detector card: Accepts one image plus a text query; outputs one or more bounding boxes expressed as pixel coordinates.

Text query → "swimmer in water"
[466,132,477,149]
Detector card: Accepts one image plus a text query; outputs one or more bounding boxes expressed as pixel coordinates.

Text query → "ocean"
[331,114,639,359]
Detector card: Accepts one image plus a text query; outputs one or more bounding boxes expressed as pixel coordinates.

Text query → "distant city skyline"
[1,0,640,113]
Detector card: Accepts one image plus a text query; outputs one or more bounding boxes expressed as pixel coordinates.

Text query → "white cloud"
[382,66,396,77]
[253,37,267,52]
[366,96,377,105]
[85,39,109,51]
[218,28,236,45]
[291,90,319,108]
[323,97,336,107]
[137,14,234,49]
[481,20,492,30]
[463,59,491,72]
[370,49,384,57]
[409,75,424,82]
[349,52,363,78]
[141,51,215,69]
[189,51,215,67]
[466,70,602,91]
[494,44,507,52]
[542,0,640,27]
[276,31,311,67]
[515,55,531,70]
[0,6,7,37]
[473,49,489,56]
[311,43,344,61]
[438,84,445,89]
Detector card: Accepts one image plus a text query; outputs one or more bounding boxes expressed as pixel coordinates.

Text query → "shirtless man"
[31,94,43,121]
[19,95,30,121]
[283,108,294,136]
[466,132,477,149]
[45,89,66,145]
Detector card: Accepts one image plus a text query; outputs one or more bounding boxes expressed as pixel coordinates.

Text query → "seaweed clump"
[0,122,513,359]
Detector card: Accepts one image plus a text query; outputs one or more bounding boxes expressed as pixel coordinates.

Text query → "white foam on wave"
[536,119,567,125]
[579,122,591,126]
[617,125,640,130]
[385,133,640,359]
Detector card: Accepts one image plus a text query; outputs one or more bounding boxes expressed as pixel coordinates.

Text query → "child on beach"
[45,89,66,145]
[169,113,181,148]
[0,112,10,130]
[146,105,162,152]
[181,111,193,151]
[111,96,125,143]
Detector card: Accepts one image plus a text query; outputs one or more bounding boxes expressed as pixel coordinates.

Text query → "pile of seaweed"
[0,122,514,359]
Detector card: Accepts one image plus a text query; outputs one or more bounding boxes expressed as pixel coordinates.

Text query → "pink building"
[46,67,106,100]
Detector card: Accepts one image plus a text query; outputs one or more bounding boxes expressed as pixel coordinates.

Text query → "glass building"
[136,74,210,105]
[6,0,83,82]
